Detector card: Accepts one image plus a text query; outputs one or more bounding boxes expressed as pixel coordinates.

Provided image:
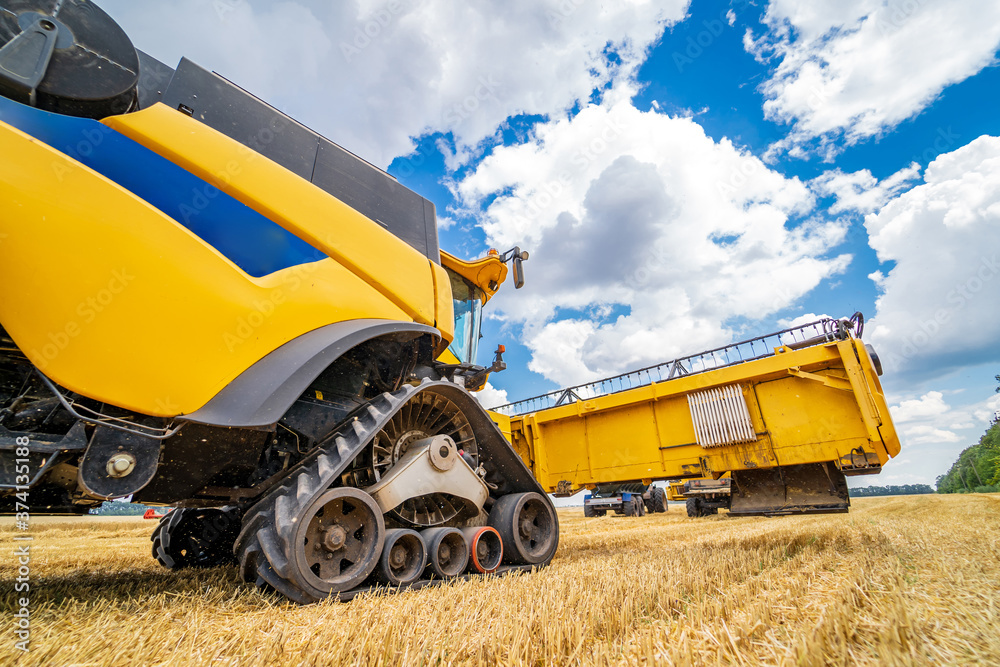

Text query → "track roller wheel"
[150,507,241,569]
[463,526,503,574]
[488,492,558,566]
[374,529,426,586]
[422,526,469,578]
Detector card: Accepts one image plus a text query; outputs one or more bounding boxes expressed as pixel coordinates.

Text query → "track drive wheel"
[151,507,241,569]
[237,486,385,603]
[488,492,558,566]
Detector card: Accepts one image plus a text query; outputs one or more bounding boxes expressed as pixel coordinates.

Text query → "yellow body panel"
[437,348,462,365]
[666,481,686,502]
[0,118,419,417]
[509,339,899,494]
[102,104,441,329]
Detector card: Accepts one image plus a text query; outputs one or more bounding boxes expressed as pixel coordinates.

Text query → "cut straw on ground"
[2,494,998,666]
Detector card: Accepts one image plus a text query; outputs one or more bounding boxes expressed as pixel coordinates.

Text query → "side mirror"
[500,246,530,289]
[513,256,525,289]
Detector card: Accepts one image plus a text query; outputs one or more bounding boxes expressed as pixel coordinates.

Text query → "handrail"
[490,314,862,416]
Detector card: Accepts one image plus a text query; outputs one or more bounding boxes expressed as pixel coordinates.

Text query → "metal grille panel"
[687,384,756,448]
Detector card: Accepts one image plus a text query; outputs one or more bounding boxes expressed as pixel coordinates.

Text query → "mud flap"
[730,462,850,516]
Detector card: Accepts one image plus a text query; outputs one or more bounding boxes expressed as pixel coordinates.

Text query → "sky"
[98,0,1000,488]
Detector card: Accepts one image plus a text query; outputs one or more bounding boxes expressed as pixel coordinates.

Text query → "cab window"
[446,269,484,365]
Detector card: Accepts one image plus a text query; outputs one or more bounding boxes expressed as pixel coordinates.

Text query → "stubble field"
[2,494,998,666]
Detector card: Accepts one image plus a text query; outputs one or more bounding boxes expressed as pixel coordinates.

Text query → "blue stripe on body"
[0,95,323,278]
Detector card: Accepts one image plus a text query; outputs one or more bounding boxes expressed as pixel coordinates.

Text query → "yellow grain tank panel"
[102,104,440,331]
[0,119,410,417]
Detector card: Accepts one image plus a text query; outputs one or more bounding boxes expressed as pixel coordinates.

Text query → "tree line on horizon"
[934,374,1000,494]
[850,484,934,497]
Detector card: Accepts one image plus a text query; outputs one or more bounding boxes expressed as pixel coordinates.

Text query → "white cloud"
[881,386,998,465]
[810,163,921,215]
[866,135,1000,380]
[972,394,1000,424]
[891,391,949,423]
[455,98,851,386]
[901,424,960,445]
[748,0,1000,157]
[101,0,689,168]
[473,382,509,410]
[778,312,831,328]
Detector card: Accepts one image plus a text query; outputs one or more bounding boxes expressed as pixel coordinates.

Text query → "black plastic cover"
[0,0,139,118]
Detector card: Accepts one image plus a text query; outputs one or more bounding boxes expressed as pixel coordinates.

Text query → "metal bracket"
[787,367,853,392]
[554,388,582,407]
[365,435,489,518]
[35,371,182,440]
[0,15,59,106]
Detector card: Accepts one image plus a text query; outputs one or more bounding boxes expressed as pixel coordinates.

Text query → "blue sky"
[102,0,1000,487]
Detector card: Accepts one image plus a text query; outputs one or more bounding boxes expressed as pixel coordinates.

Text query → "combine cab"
[0,1,555,603]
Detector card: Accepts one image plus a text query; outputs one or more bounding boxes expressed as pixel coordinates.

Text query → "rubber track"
[234,380,431,603]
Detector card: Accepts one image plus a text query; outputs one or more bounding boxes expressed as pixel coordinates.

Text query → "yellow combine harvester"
[491,315,900,517]
[0,0,553,603]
